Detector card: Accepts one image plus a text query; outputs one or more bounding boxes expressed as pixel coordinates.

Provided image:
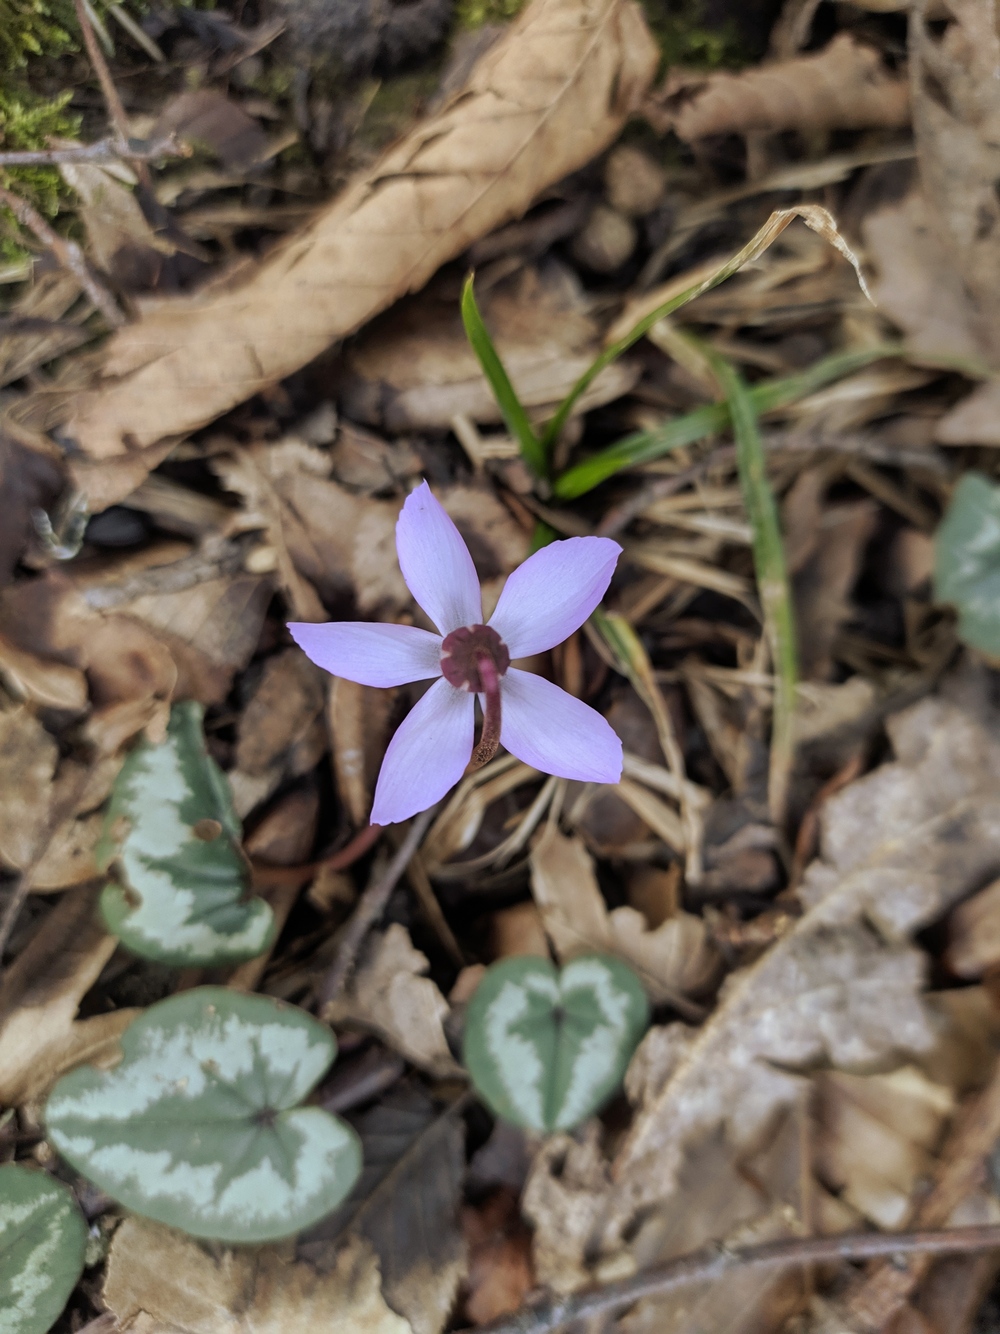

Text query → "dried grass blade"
[592,610,702,881]
[541,205,870,452]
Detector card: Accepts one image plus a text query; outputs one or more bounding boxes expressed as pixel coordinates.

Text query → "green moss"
[454,0,525,29]
[640,0,747,69]
[0,87,81,263]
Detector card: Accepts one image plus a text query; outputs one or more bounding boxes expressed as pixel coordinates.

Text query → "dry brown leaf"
[660,35,909,141]
[524,693,1000,1276]
[0,704,57,871]
[529,827,717,1001]
[342,262,638,431]
[324,923,461,1077]
[0,631,88,712]
[814,1066,954,1230]
[911,0,1000,366]
[946,876,1000,980]
[61,0,658,509]
[0,270,90,388]
[328,677,396,827]
[0,887,138,1105]
[227,648,327,817]
[104,1218,414,1334]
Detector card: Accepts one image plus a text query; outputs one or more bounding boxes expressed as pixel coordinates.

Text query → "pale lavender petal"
[499,669,622,783]
[395,481,482,635]
[370,678,475,825]
[288,621,442,687]
[487,536,622,658]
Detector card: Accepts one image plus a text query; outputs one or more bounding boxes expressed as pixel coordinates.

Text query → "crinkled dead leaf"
[61,0,659,509]
[656,35,909,141]
[0,432,63,591]
[342,262,638,431]
[525,693,1000,1273]
[0,887,138,1106]
[324,924,461,1078]
[60,161,175,290]
[103,1218,413,1334]
[0,704,58,872]
[328,677,396,828]
[227,648,327,818]
[305,1086,467,1334]
[529,827,717,1002]
[0,271,90,390]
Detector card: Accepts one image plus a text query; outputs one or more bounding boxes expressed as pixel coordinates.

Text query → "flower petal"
[395,482,482,635]
[370,678,475,825]
[288,621,442,687]
[499,669,622,783]
[488,536,622,658]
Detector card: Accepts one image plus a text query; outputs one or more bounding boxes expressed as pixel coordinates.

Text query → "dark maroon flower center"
[439,624,510,692]
[440,624,509,769]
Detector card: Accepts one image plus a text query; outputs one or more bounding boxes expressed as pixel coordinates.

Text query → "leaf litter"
[5,0,1000,1328]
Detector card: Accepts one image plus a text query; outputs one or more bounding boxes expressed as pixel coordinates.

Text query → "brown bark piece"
[662,34,909,142]
[61,0,658,508]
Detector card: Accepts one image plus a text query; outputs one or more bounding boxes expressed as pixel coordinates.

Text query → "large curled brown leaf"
[523,693,1000,1280]
[659,34,909,141]
[62,0,658,510]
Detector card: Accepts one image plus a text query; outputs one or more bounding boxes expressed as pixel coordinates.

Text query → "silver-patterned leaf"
[45,988,361,1243]
[0,1164,87,1334]
[463,954,649,1133]
[99,701,275,966]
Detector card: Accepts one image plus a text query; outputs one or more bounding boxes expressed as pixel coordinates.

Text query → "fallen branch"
[0,184,124,329]
[318,807,438,1009]
[476,1225,1000,1334]
[0,135,189,168]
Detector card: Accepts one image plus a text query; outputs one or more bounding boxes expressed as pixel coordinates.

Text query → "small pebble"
[604,144,667,217]
[571,203,637,273]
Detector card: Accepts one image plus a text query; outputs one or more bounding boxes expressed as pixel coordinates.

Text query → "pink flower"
[289,482,623,825]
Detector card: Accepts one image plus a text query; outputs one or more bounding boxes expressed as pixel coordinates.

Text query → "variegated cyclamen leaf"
[44,988,361,1244]
[99,701,275,966]
[463,954,649,1133]
[0,1164,87,1334]
[934,471,1000,656]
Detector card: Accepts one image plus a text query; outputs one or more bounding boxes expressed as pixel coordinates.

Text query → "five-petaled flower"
[289,482,623,825]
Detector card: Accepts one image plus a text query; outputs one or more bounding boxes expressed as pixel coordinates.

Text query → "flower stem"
[471,654,503,769]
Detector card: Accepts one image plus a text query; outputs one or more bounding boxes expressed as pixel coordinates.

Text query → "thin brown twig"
[250,819,383,889]
[0,135,189,168]
[0,184,124,328]
[475,1225,1000,1334]
[73,0,153,191]
[318,806,439,1010]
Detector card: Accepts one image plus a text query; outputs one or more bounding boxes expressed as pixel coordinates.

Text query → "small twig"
[319,806,438,1010]
[476,1225,1000,1334]
[0,134,188,168]
[74,0,131,145]
[0,184,124,328]
[251,820,383,889]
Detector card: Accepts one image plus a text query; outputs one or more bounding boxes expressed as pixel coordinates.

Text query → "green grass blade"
[461,273,546,477]
[539,203,870,455]
[553,343,902,500]
[708,351,798,827]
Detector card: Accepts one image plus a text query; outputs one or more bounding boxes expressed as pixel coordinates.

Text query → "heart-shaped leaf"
[934,471,1000,655]
[99,702,275,966]
[45,988,361,1243]
[463,954,649,1133]
[0,1164,87,1334]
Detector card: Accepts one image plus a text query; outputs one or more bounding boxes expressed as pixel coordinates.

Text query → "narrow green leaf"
[708,351,798,825]
[460,273,547,477]
[553,343,902,499]
[99,701,275,967]
[45,988,362,1244]
[934,472,1000,655]
[540,203,872,454]
[463,954,649,1133]
[0,1164,87,1334]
